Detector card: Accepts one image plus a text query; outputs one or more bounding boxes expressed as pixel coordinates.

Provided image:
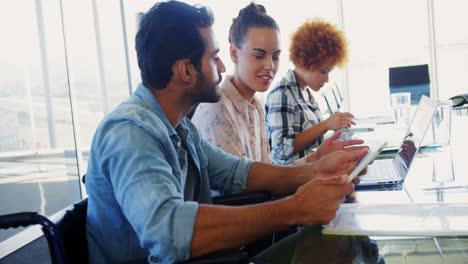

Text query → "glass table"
[256,226,468,264]
[256,114,468,263]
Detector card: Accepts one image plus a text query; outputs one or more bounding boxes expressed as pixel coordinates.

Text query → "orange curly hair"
[289,18,348,70]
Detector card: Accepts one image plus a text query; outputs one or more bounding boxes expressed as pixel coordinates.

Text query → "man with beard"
[85,1,367,263]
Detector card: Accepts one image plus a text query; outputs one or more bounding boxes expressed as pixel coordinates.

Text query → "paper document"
[342,127,375,133]
[323,203,468,236]
[353,116,395,125]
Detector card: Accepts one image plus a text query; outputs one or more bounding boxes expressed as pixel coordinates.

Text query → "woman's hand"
[315,130,368,160]
[325,112,355,130]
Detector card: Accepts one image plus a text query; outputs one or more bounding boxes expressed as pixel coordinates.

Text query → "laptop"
[356,95,438,189]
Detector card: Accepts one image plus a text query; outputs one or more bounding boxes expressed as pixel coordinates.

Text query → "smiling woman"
[191,3,279,163]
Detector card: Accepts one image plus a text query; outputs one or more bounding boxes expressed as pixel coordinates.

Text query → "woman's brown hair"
[289,18,348,70]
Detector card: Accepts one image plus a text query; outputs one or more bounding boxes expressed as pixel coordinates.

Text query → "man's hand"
[325,112,355,130]
[291,175,354,225]
[313,131,368,161]
[313,149,368,183]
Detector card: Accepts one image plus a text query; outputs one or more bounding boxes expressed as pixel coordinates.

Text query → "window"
[0,1,81,247]
[433,0,468,100]
[342,0,430,117]
[0,0,131,256]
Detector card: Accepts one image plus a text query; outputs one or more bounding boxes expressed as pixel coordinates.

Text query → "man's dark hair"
[228,2,279,47]
[136,1,214,90]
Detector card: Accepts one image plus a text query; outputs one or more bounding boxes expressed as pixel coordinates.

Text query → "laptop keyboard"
[361,160,399,181]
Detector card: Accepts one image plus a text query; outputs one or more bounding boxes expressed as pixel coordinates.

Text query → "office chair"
[332,83,344,104]
[321,86,340,115]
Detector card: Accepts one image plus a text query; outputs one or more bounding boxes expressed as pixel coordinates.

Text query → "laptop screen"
[393,95,438,178]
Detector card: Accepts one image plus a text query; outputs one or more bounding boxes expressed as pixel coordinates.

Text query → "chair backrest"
[187,103,199,120]
[321,86,340,115]
[332,83,344,103]
[56,198,88,264]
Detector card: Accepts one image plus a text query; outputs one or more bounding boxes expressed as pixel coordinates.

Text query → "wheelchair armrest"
[213,192,271,206]
[0,212,39,229]
[0,212,57,233]
[178,249,249,264]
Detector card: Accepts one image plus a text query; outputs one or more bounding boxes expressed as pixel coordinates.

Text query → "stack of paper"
[323,203,468,236]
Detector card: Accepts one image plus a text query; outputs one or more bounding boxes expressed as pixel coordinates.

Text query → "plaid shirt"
[265,70,324,164]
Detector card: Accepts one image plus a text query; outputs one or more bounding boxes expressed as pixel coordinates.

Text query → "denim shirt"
[86,84,253,264]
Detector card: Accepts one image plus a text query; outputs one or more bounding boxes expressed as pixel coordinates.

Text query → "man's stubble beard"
[192,71,222,104]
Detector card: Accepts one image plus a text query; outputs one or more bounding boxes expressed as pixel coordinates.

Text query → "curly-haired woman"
[265,19,356,165]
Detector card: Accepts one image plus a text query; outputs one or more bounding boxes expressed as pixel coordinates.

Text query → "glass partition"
[0,0,131,257]
[0,0,81,245]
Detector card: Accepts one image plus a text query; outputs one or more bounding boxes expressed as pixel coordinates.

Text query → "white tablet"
[347,141,388,183]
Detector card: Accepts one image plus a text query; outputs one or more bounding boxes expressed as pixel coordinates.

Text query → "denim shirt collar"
[133,84,194,141]
[133,84,179,136]
[133,84,198,167]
